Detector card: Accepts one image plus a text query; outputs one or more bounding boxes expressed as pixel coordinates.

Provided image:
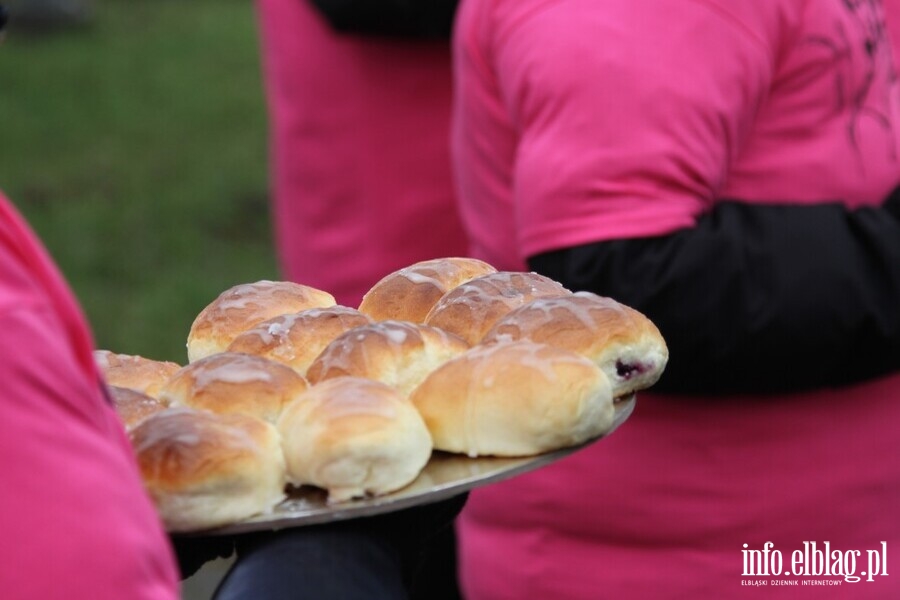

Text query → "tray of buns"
[99,258,668,536]
[186,394,635,536]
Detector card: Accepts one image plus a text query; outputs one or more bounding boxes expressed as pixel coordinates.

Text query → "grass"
[0,0,277,364]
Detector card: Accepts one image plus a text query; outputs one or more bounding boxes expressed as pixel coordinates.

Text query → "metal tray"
[185,395,635,536]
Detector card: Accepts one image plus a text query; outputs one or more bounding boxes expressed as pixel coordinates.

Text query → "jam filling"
[615,360,646,380]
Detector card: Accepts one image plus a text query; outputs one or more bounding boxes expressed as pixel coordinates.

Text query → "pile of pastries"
[98,258,668,532]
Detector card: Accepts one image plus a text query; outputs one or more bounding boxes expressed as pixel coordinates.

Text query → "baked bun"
[160,352,309,424]
[358,257,497,323]
[107,385,168,431]
[94,350,181,398]
[306,320,470,397]
[131,408,286,532]
[277,377,432,503]
[187,280,336,363]
[424,271,570,345]
[226,306,373,377]
[482,292,668,398]
[410,340,614,457]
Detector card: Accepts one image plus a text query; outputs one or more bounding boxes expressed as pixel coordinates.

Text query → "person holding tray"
[449,0,900,597]
[0,178,464,598]
[0,174,468,600]
[0,9,465,599]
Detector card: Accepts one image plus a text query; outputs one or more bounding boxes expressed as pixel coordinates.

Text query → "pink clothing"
[453,0,900,269]
[0,193,179,599]
[460,383,900,599]
[257,0,468,307]
[452,0,900,597]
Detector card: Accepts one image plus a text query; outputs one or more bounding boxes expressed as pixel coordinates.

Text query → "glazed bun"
[94,350,181,399]
[226,306,372,377]
[424,271,570,345]
[187,280,336,363]
[160,352,309,424]
[482,292,668,398]
[306,320,470,397]
[358,257,497,323]
[131,408,286,532]
[107,385,168,431]
[410,340,614,457]
[277,377,432,503]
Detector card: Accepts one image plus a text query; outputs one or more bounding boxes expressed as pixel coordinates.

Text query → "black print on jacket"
[804,0,898,168]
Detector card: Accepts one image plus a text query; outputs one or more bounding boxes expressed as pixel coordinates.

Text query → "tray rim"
[176,395,636,537]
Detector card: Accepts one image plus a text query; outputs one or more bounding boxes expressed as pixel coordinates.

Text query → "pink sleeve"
[0,192,179,598]
[489,0,776,256]
[0,307,179,599]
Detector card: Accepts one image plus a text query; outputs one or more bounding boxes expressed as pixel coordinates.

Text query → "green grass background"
[0,0,277,366]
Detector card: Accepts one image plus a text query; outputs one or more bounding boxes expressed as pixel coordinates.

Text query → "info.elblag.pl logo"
[741,542,889,587]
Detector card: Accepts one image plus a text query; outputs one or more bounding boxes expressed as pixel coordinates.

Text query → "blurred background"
[1,0,274,596]
[1,0,277,364]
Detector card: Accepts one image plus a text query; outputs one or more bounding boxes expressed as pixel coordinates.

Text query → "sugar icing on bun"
[481,292,668,398]
[277,377,432,503]
[94,350,181,399]
[107,385,168,431]
[226,306,373,377]
[306,320,470,398]
[131,408,286,532]
[160,352,309,424]
[187,280,336,363]
[410,340,614,457]
[358,257,497,323]
[423,271,571,345]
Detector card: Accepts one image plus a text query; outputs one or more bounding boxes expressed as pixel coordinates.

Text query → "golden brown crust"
[423,271,571,345]
[277,377,432,503]
[306,320,470,398]
[160,352,309,424]
[94,350,181,399]
[410,340,614,457]
[187,280,336,363]
[358,257,497,323]
[130,408,286,532]
[481,292,669,397]
[107,385,168,431]
[226,306,373,377]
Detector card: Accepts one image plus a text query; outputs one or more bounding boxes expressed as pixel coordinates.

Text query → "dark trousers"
[213,520,461,600]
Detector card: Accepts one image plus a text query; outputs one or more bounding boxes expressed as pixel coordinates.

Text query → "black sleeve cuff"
[307,0,458,38]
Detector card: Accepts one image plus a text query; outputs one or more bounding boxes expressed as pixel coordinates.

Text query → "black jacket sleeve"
[528,189,900,396]
[307,0,458,38]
